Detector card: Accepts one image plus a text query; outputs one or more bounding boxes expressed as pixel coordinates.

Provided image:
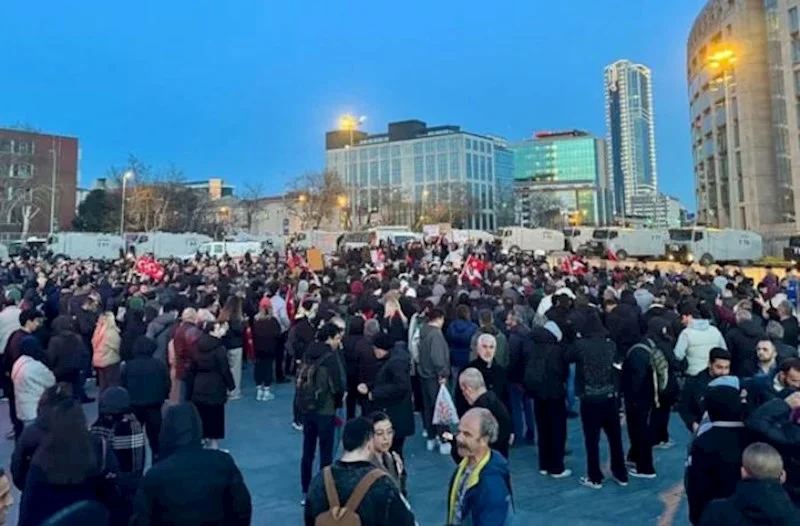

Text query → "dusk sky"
[0,0,704,209]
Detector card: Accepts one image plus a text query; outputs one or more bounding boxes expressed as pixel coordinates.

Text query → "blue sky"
[0,0,704,208]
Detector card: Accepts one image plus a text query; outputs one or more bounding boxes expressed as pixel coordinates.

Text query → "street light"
[120,170,134,237]
[338,113,366,228]
[706,46,738,227]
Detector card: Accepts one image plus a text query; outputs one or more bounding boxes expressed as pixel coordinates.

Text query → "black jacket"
[356,335,382,386]
[185,335,235,406]
[47,316,85,383]
[454,358,510,417]
[474,391,512,459]
[304,460,415,526]
[251,316,281,359]
[620,340,656,411]
[221,318,245,351]
[725,320,767,378]
[781,316,800,347]
[522,327,568,400]
[290,318,315,361]
[370,349,415,439]
[678,369,714,431]
[566,336,618,401]
[507,324,531,385]
[747,399,800,507]
[699,479,799,526]
[131,404,252,526]
[121,336,171,407]
[605,304,642,359]
[686,425,752,524]
[11,419,46,491]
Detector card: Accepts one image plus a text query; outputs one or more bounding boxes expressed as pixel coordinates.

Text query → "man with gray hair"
[766,320,800,364]
[446,407,514,526]
[699,442,796,525]
[457,367,512,459]
[777,299,800,348]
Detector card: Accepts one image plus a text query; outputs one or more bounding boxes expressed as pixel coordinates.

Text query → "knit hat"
[259,296,272,311]
[127,296,145,311]
[99,386,131,416]
[350,281,364,296]
[704,385,743,422]
[373,333,395,352]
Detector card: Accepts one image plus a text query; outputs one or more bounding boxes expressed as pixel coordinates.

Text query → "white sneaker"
[422,430,428,438]
[439,442,452,456]
[292,422,304,431]
[579,476,602,489]
[550,469,573,479]
[263,389,275,402]
[627,467,657,479]
[426,439,438,451]
[256,387,264,401]
[654,439,675,450]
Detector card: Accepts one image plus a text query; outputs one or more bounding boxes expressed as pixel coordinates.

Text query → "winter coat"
[0,305,21,356]
[605,304,642,357]
[473,392,512,459]
[506,324,531,385]
[674,320,727,376]
[470,326,510,369]
[221,318,245,350]
[185,335,235,406]
[131,404,252,526]
[781,316,800,347]
[170,321,201,380]
[304,460,415,526]
[251,315,281,359]
[446,451,514,526]
[47,317,85,383]
[699,479,799,526]
[370,350,415,438]
[302,342,345,416]
[747,398,800,507]
[446,319,478,370]
[289,318,315,361]
[92,314,121,369]
[620,341,656,412]
[566,336,618,402]
[686,424,753,524]
[381,315,408,346]
[523,326,568,400]
[146,312,177,363]
[454,358,510,417]
[121,336,170,407]
[12,355,55,421]
[356,335,381,386]
[725,320,767,378]
[11,418,45,490]
[678,369,715,431]
[418,324,451,380]
[120,313,148,362]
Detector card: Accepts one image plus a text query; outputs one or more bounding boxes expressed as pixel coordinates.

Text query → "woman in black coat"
[251,298,281,402]
[363,334,414,458]
[185,322,235,450]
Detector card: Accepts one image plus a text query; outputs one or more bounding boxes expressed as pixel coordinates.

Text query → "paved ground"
[0,373,693,525]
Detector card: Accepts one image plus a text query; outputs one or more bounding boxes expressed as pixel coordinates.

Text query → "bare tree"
[237,182,266,232]
[523,192,564,229]
[285,170,346,230]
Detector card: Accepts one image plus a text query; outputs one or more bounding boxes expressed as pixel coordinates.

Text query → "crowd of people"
[0,238,797,524]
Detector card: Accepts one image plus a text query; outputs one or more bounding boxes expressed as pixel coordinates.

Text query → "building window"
[15,141,33,155]
[479,142,485,153]
[793,39,800,64]
[0,140,11,153]
[380,160,390,185]
[11,163,33,178]
[450,154,460,179]
[413,142,423,155]
[791,6,799,33]
[370,161,379,185]
[391,159,401,185]
[425,141,435,154]
[425,155,435,182]
[438,154,447,181]
[466,154,472,179]
[414,156,423,182]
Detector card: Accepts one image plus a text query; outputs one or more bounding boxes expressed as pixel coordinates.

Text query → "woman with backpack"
[299,322,345,505]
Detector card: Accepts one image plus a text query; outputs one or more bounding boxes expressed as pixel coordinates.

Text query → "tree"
[237,182,266,232]
[417,183,477,229]
[73,189,120,232]
[285,170,346,230]
[523,192,564,229]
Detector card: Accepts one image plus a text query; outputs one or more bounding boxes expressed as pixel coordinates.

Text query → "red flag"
[606,249,619,262]
[285,286,296,324]
[460,255,483,286]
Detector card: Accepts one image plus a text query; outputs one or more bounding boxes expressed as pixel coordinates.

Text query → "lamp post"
[48,138,58,235]
[707,47,737,229]
[338,114,366,228]
[120,170,133,237]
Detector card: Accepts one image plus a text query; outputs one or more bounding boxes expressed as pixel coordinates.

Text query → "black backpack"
[296,353,331,414]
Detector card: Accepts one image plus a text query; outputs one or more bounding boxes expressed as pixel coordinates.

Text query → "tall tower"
[604,60,658,219]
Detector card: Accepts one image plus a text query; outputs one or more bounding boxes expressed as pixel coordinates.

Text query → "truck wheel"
[510,245,521,254]
[54,253,68,262]
[616,249,628,261]
[699,253,714,266]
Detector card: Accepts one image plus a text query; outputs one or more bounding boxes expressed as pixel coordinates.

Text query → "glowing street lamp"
[120,170,134,236]
[339,114,365,227]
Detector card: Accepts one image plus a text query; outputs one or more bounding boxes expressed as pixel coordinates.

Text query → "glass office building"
[325,120,507,230]
[605,60,659,217]
[511,131,611,226]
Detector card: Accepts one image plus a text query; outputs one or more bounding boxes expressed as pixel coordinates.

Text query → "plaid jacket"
[91,413,146,477]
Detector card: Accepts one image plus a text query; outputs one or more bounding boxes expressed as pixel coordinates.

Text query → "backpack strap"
[342,469,386,515]
[322,467,341,509]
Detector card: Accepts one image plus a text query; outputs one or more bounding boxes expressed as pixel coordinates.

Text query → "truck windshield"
[790,236,800,247]
[592,229,608,239]
[669,229,694,242]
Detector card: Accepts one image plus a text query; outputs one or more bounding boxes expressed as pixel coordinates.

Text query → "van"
[587,228,668,260]
[500,227,564,254]
[667,228,762,265]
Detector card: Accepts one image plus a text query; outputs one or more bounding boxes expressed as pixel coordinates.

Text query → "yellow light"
[298,194,307,204]
[337,195,348,208]
[338,114,366,131]
[123,170,134,180]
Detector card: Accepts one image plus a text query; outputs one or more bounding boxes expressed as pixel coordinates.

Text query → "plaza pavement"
[0,373,693,525]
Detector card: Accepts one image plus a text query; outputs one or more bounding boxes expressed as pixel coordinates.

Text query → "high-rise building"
[325,119,510,230]
[604,60,659,218]
[0,128,79,235]
[687,0,800,249]
[511,130,611,227]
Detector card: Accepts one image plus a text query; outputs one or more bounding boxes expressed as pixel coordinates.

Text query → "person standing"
[417,308,451,454]
[506,310,535,445]
[446,305,477,384]
[674,303,727,378]
[252,296,282,402]
[566,311,628,489]
[218,296,245,400]
[446,408,514,526]
[47,315,91,403]
[368,412,408,495]
[185,321,235,451]
[456,369,513,460]
[91,311,122,393]
[678,348,732,433]
[12,336,55,429]
[5,309,44,438]
[621,333,658,480]
[121,336,170,460]
[358,333,414,458]
[169,308,202,405]
[268,283,291,383]
[454,333,509,417]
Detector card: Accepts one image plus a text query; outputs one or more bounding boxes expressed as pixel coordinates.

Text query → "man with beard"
[446,408,513,526]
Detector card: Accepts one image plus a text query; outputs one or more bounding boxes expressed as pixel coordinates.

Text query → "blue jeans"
[509,383,535,440]
[567,364,576,412]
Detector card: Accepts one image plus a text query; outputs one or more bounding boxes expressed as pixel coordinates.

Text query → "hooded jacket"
[674,319,727,376]
[446,319,478,370]
[121,336,170,407]
[523,323,568,400]
[146,311,178,363]
[370,348,415,439]
[418,324,450,379]
[92,314,121,369]
[131,404,252,526]
[446,450,514,526]
[251,314,281,359]
[725,320,767,378]
[185,334,235,406]
[12,338,55,422]
[46,316,85,383]
[699,479,799,526]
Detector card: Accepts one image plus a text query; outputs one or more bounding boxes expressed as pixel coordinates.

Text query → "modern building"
[232,195,343,236]
[325,119,508,230]
[628,191,688,228]
[511,130,611,227]
[183,178,235,201]
[0,128,79,235]
[687,0,800,248]
[604,60,659,218]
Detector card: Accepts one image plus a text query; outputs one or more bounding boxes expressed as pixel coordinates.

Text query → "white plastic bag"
[432,384,459,426]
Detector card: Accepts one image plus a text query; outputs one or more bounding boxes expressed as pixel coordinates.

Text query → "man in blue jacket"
[446,407,513,526]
